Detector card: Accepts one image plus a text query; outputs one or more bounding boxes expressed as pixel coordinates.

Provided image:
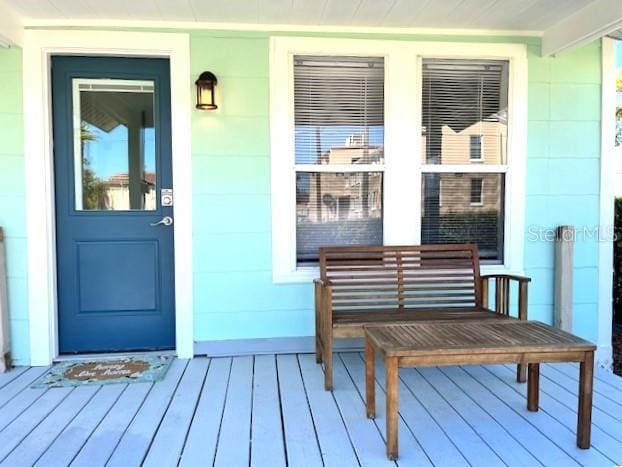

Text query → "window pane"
[421,173,504,262]
[296,172,383,264]
[294,56,384,165]
[75,79,156,211]
[421,59,508,165]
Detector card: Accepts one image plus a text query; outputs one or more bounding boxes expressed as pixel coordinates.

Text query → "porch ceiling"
[1,0,622,56]
[0,0,591,31]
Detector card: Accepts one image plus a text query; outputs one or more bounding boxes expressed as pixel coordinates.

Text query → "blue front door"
[52,56,175,353]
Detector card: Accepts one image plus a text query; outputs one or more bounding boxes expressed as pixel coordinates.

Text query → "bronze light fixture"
[195,71,218,110]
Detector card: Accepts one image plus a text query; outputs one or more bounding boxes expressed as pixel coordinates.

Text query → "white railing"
[0,227,10,372]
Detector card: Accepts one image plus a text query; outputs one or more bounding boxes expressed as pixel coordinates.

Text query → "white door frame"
[598,37,616,368]
[23,30,194,365]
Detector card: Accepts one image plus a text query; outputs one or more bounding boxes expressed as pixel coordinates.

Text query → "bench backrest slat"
[319,244,482,312]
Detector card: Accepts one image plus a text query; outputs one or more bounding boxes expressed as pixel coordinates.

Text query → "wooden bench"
[314,244,531,390]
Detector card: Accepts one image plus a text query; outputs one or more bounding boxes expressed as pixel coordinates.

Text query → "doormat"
[31,355,173,388]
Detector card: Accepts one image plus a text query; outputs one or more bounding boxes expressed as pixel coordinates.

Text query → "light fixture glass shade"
[195,71,217,110]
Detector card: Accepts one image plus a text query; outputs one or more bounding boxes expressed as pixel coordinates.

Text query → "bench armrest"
[481,274,531,284]
[481,274,529,320]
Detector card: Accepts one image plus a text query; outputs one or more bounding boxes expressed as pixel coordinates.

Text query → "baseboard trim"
[194,336,364,357]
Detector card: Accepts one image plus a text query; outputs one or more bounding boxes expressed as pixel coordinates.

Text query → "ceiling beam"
[0,0,23,47]
[542,0,622,56]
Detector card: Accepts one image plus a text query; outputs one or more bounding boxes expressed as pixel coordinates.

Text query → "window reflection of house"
[102,172,156,210]
[296,139,383,224]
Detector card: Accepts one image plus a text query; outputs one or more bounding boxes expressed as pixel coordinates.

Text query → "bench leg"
[366,341,375,419]
[517,363,527,383]
[324,337,333,391]
[527,363,539,412]
[577,352,594,449]
[315,337,323,364]
[386,357,398,460]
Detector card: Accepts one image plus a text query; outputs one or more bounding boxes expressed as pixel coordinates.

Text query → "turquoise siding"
[0,47,29,365]
[0,32,604,363]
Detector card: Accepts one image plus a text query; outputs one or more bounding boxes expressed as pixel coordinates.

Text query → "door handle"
[150,216,173,227]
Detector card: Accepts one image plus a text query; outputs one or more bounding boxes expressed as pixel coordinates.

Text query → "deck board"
[142,358,208,467]
[69,383,151,466]
[34,384,126,467]
[179,357,230,466]
[276,354,324,467]
[0,355,620,467]
[213,356,253,467]
[108,358,189,467]
[250,355,286,467]
[1,386,99,467]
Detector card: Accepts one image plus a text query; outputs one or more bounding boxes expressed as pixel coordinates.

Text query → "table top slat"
[365,321,596,357]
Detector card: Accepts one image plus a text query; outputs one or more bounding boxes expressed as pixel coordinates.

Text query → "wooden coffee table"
[364,321,596,460]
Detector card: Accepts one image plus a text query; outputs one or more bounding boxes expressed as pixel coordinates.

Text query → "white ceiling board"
[288,0,329,25]
[319,0,362,26]
[257,0,292,24]
[2,0,601,42]
[350,0,397,27]
[154,0,196,21]
[9,0,63,18]
[190,0,259,23]
[380,0,434,28]
[0,0,23,46]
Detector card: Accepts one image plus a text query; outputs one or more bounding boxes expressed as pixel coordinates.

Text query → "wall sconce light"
[195,71,218,110]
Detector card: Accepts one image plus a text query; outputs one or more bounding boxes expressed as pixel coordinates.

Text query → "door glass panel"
[73,79,157,210]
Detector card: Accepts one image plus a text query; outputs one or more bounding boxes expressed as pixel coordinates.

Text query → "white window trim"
[270,36,527,283]
[469,134,485,162]
[469,177,485,207]
[23,30,194,365]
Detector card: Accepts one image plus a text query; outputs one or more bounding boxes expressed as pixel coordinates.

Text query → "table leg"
[527,363,539,412]
[365,340,375,419]
[577,351,594,449]
[386,357,398,460]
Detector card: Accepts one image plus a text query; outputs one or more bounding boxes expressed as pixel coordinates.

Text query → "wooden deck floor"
[0,353,621,466]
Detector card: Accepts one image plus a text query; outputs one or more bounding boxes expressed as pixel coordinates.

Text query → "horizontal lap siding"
[191,33,602,345]
[524,40,601,342]
[0,32,604,360]
[0,47,28,365]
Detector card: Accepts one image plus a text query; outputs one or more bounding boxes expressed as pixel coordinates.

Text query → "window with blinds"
[421,59,509,262]
[294,56,384,264]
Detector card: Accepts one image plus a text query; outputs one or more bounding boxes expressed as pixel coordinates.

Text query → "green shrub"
[614,198,622,324]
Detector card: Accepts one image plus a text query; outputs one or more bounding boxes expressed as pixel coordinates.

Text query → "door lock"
[150,216,173,227]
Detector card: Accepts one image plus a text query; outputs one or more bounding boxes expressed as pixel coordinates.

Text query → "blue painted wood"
[441,366,570,466]
[179,358,231,466]
[107,358,188,467]
[33,384,126,467]
[488,365,622,462]
[417,366,541,466]
[142,358,208,467]
[0,387,73,461]
[70,383,152,466]
[548,363,622,407]
[465,365,609,466]
[213,356,253,467]
[342,355,468,466]
[0,367,28,389]
[275,354,323,467]
[538,364,622,421]
[342,353,438,467]
[0,367,48,411]
[249,355,286,467]
[398,367,505,466]
[297,354,359,467]
[0,386,99,466]
[331,354,396,466]
[51,56,175,353]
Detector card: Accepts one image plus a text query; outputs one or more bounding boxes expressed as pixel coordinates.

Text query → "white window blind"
[294,56,384,264]
[421,59,508,262]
